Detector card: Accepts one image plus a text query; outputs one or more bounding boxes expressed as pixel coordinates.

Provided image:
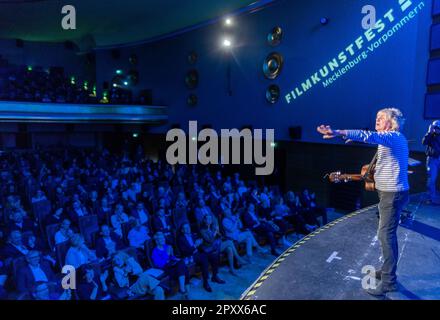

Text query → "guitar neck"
[339,174,364,182]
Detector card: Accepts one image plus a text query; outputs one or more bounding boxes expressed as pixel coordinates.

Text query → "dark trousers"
[194,251,219,283]
[253,223,277,251]
[377,190,409,285]
[164,260,190,285]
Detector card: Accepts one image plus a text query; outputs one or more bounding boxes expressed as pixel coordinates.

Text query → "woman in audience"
[54,219,74,245]
[151,232,190,297]
[110,203,129,237]
[222,207,266,261]
[200,214,246,276]
[112,251,165,300]
[65,234,97,268]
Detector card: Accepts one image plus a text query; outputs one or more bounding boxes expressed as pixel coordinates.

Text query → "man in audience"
[95,224,124,259]
[16,250,56,294]
[242,203,280,257]
[2,230,29,260]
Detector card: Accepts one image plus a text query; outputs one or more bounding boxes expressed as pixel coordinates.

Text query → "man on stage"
[317,108,409,296]
[422,120,440,204]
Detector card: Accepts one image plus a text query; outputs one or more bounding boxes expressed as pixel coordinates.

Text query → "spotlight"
[123,81,128,86]
[27,66,32,72]
[191,137,197,141]
[270,142,277,148]
[223,38,232,48]
[132,133,139,138]
[225,18,233,26]
[116,69,123,75]
[70,76,76,85]
[320,17,329,25]
[113,83,117,88]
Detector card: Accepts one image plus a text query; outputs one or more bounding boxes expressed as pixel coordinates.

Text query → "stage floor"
[241,194,440,300]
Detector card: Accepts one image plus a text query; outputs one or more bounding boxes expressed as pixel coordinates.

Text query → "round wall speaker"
[266,84,280,104]
[263,52,283,80]
[187,94,198,106]
[185,69,199,89]
[188,51,198,65]
[267,26,283,46]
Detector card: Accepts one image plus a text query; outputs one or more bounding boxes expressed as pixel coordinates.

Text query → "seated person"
[299,189,323,228]
[65,234,97,268]
[95,225,124,259]
[2,230,29,260]
[111,203,129,238]
[31,190,48,203]
[86,190,100,216]
[151,208,173,243]
[177,223,224,293]
[97,197,112,225]
[222,207,266,261]
[24,233,57,266]
[7,211,37,234]
[200,214,246,276]
[284,191,310,235]
[127,218,151,250]
[16,250,56,294]
[151,232,190,297]
[44,208,66,227]
[265,197,293,247]
[242,203,280,256]
[69,200,90,225]
[112,251,164,300]
[54,219,74,245]
[77,266,111,300]
[194,199,217,227]
[131,202,150,226]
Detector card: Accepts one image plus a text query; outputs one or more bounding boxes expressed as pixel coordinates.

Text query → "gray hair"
[378,108,405,131]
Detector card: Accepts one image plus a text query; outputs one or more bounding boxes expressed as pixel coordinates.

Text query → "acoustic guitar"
[326,164,414,192]
[326,164,376,192]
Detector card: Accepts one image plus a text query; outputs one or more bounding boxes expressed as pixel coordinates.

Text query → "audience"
[0,146,328,300]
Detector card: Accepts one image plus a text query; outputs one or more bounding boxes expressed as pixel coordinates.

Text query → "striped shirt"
[344,130,409,192]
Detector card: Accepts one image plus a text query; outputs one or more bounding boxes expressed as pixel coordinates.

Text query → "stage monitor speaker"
[289,126,302,140]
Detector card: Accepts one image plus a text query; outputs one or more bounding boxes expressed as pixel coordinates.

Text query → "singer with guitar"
[317,108,409,297]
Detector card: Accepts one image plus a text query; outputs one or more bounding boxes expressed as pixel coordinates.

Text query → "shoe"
[203,283,212,293]
[212,275,225,284]
[365,281,398,296]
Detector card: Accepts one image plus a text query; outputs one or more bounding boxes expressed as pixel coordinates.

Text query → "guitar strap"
[363,150,378,180]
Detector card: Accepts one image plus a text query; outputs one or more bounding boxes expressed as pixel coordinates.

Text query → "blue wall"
[96,0,433,151]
